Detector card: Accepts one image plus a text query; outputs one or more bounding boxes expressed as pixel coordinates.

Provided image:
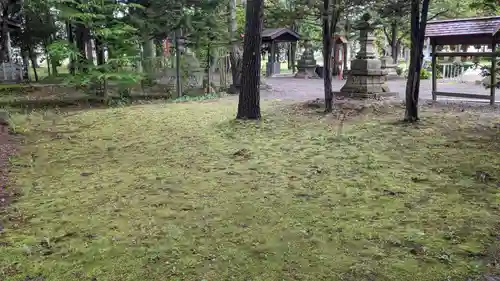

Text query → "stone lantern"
[294,39,319,79]
[334,12,396,99]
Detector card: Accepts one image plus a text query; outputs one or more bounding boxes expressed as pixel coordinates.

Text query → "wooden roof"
[262,28,300,43]
[425,16,500,45]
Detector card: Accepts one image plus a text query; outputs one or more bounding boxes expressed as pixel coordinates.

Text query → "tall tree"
[236,0,263,120]
[0,0,21,62]
[228,0,242,94]
[322,0,333,112]
[322,0,341,112]
[404,0,430,122]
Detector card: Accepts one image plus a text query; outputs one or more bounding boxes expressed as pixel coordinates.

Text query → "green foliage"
[47,40,80,67]
[469,0,499,15]
[420,68,431,79]
[395,66,403,76]
[476,61,500,89]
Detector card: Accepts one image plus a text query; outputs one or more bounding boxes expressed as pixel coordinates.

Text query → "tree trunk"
[287,43,291,70]
[323,0,336,112]
[46,36,58,75]
[28,48,39,81]
[46,54,51,76]
[344,13,351,74]
[66,21,76,75]
[86,37,94,66]
[395,40,401,63]
[228,0,242,94]
[0,18,8,62]
[142,37,155,74]
[21,49,30,81]
[390,21,398,64]
[95,36,105,65]
[236,0,263,120]
[29,51,38,68]
[42,41,52,76]
[404,0,430,122]
[74,23,88,72]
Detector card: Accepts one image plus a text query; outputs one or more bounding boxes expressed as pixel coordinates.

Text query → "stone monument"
[295,40,319,79]
[335,13,397,99]
[183,48,204,88]
[381,56,399,80]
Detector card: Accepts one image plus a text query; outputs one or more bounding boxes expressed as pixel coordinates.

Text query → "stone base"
[228,84,240,94]
[266,62,281,77]
[386,73,401,80]
[333,91,398,99]
[294,67,319,79]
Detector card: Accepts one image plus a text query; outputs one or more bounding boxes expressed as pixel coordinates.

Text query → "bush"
[395,66,403,76]
[420,68,431,79]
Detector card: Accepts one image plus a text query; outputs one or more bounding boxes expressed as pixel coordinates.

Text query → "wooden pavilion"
[261,28,300,77]
[425,16,499,104]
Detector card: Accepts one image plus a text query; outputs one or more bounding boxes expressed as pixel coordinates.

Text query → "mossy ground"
[2,100,500,281]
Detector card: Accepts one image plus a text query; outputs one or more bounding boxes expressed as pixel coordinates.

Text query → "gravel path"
[260,76,495,103]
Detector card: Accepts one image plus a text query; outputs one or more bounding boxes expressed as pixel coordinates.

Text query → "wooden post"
[342,42,348,79]
[275,42,280,75]
[270,41,275,76]
[491,39,497,105]
[431,40,437,101]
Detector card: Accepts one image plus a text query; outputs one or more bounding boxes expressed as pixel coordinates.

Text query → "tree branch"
[427,9,449,21]
[383,26,391,44]
[397,9,449,43]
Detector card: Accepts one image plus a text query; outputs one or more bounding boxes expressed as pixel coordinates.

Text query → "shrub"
[420,68,431,79]
[396,66,403,76]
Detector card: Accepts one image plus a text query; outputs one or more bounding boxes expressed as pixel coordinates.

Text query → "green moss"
[2,101,500,281]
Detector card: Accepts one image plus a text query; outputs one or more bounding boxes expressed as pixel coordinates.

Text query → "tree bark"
[29,51,38,68]
[395,40,401,63]
[228,0,242,94]
[74,23,91,72]
[0,15,8,62]
[95,36,105,65]
[66,21,76,75]
[323,0,337,112]
[404,0,430,122]
[390,21,398,64]
[384,21,399,64]
[28,47,38,81]
[86,38,94,66]
[236,0,263,120]
[142,37,155,73]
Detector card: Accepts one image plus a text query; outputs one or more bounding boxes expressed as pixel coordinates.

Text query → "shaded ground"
[0,123,17,210]
[2,100,500,280]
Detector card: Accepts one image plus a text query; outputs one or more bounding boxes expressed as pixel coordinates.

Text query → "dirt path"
[260,76,495,103]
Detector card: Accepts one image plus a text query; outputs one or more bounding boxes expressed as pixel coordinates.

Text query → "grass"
[2,100,500,281]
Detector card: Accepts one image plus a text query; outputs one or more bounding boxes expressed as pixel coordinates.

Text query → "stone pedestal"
[381,56,399,80]
[295,40,319,79]
[266,62,280,77]
[334,13,397,99]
